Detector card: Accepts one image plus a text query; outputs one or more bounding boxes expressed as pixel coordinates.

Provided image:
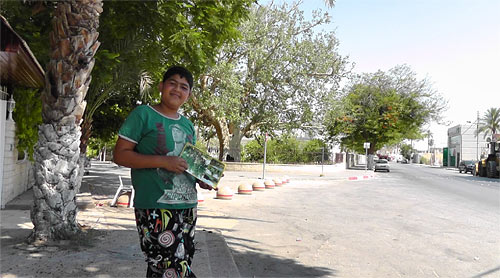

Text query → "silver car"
[374,159,390,172]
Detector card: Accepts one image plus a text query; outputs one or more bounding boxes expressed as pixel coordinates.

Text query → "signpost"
[364,142,370,171]
[262,132,268,179]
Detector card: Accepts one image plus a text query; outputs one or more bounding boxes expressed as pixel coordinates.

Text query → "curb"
[193,230,241,278]
[347,174,375,181]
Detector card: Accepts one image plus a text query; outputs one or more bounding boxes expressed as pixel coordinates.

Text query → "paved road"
[198,163,500,277]
[389,163,499,208]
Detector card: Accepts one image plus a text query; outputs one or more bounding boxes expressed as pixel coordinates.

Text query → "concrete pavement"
[1,161,366,277]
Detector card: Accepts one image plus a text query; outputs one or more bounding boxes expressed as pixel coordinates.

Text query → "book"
[180,142,226,189]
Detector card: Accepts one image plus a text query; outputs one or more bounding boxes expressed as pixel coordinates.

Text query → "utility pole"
[477,111,479,161]
[321,147,325,176]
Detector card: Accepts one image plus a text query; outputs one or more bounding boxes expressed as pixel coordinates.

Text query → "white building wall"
[0,112,33,208]
[459,123,489,161]
[447,123,490,166]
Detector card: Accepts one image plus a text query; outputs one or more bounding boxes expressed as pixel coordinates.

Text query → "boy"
[113,66,212,278]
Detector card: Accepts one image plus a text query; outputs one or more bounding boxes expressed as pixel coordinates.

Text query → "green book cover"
[180,142,226,189]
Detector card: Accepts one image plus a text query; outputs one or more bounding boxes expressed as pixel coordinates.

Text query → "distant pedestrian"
[113,66,212,278]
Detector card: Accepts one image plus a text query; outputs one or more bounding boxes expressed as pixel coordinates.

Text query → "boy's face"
[159,74,191,111]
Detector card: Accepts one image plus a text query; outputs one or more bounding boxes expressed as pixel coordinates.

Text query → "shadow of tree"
[0,228,144,278]
[80,165,134,200]
[230,248,337,277]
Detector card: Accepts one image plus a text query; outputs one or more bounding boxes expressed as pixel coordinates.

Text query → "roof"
[0,15,45,88]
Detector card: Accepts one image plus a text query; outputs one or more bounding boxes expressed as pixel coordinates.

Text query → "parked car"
[397,157,408,164]
[459,160,476,174]
[374,159,390,172]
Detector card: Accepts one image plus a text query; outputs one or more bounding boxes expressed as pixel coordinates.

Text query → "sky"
[273,0,499,150]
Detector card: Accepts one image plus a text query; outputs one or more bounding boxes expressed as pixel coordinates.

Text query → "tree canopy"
[324,65,447,154]
[2,0,254,156]
[187,2,349,160]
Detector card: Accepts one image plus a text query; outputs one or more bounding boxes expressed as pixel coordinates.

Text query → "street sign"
[363,142,370,172]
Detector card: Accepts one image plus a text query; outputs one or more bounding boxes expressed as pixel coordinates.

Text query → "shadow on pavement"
[219,234,337,277]
[81,171,129,197]
[348,165,369,171]
[231,248,337,277]
[0,228,144,278]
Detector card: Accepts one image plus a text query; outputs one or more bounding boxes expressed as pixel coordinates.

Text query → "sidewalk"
[0,161,361,278]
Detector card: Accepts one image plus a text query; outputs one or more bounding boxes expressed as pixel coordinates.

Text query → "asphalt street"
[198,162,500,277]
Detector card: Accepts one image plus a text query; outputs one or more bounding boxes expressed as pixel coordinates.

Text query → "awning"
[0,15,45,89]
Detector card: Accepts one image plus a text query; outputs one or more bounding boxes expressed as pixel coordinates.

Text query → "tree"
[82,0,254,158]
[29,0,103,242]
[325,65,447,155]
[188,2,349,161]
[2,0,254,160]
[400,143,414,160]
[324,0,336,7]
[477,107,499,139]
[302,139,329,164]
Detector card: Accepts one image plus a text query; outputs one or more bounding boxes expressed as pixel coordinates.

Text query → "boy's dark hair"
[162,66,194,90]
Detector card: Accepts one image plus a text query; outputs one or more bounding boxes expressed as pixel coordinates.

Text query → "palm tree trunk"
[30,0,102,242]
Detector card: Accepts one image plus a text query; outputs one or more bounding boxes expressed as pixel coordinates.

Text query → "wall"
[0,99,6,207]
[447,124,489,167]
[0,109,33,208]
[225,161,345,175]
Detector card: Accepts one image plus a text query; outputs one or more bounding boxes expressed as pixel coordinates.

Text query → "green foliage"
[400,143,414,159]
[195,140,208,153]
[87,0,253,149]
[1,2,49,160]
[0,1,55,68]
[87,135,117,159]
[241,135,329,164]
[302,139,329,163]
[477,107,499,139]
[2,0,253,155]
[12,88,43,160]
[267,136,301,164]
[241,139,264,162]
[420,156,429,165]
[325,65,447,154]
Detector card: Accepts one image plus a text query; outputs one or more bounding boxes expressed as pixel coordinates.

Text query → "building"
[446,124,489,167]
[1,15,45,208]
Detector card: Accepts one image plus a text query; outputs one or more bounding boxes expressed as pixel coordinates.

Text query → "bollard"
[197,191,205,204]
[238,182,253,195]
[264,179,275,189]
[252,181,265,191]
[216,186,233,200]
[272,178,282,187]
[283,175,290,183]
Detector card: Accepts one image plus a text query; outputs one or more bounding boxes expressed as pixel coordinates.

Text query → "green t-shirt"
[118,105,197,209]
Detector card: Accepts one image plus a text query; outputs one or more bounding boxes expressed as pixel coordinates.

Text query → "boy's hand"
[197,180,213,191]
[162,156,188,173]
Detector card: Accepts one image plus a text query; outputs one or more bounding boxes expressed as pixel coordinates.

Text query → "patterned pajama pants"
[134,208,197,278]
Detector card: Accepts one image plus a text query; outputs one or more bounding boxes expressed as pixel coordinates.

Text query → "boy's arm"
[113,137,188,173]
[197,179,213,190]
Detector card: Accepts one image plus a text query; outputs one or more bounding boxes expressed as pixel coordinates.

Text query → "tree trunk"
[228,128,243,162]
[79,118,93,155]
[30,0,102,243]
[214,122,226,161]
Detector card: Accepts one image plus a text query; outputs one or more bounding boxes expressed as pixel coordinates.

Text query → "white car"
[374,159,390,172]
